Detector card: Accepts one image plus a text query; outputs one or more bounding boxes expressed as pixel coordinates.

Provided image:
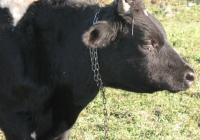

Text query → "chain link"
[90,48,109,139]
[93,8,101,25]
[89,8,109,139]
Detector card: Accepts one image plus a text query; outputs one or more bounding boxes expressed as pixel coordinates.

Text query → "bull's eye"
[140,40,153,51]
[140,40,158,51]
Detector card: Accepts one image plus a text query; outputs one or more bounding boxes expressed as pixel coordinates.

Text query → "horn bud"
[118,0,133,15]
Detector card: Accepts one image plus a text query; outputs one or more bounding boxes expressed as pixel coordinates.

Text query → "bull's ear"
[82,21,116,48]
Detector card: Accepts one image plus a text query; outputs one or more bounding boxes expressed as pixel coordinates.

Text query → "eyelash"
[140,40,158,51]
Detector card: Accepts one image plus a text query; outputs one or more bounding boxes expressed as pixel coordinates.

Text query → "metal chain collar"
[90,8,109,139]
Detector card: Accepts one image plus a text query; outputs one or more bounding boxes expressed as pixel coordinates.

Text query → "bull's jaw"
[0,0,38,26]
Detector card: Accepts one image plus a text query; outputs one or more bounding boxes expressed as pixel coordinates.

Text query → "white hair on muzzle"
[0,0,38,26]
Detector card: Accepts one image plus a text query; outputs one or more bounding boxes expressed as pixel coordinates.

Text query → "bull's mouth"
[165,81,192,93]
[167,87,189,93]
[132,82,191,94]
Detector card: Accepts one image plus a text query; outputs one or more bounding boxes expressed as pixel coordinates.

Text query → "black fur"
[0,0,195,139]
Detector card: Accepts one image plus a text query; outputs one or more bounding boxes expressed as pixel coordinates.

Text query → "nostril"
[185,72,195,86]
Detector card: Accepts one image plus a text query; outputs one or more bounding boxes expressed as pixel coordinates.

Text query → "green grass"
[1,2,200,140]
[71,90,200,139]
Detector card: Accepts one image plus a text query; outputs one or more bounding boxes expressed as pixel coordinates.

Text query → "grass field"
[1,1,200,140]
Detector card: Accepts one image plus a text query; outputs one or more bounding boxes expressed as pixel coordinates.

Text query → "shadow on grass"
[195,58,200,63]
[189,92,200,99]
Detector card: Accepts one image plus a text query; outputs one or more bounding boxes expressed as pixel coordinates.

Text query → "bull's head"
[82,0,195,93]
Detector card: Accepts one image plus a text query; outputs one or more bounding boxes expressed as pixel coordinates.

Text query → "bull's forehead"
[0,0,38,26]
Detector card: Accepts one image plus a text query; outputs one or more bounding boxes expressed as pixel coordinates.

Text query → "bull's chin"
[122,86,159,94]
[130,86,189,94]
[167,88,188,93]
[164,84,190,93]
[145,83,191,94]
[112,84,190,94]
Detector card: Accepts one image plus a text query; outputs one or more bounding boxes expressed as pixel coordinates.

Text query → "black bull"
[0,0,195,139]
